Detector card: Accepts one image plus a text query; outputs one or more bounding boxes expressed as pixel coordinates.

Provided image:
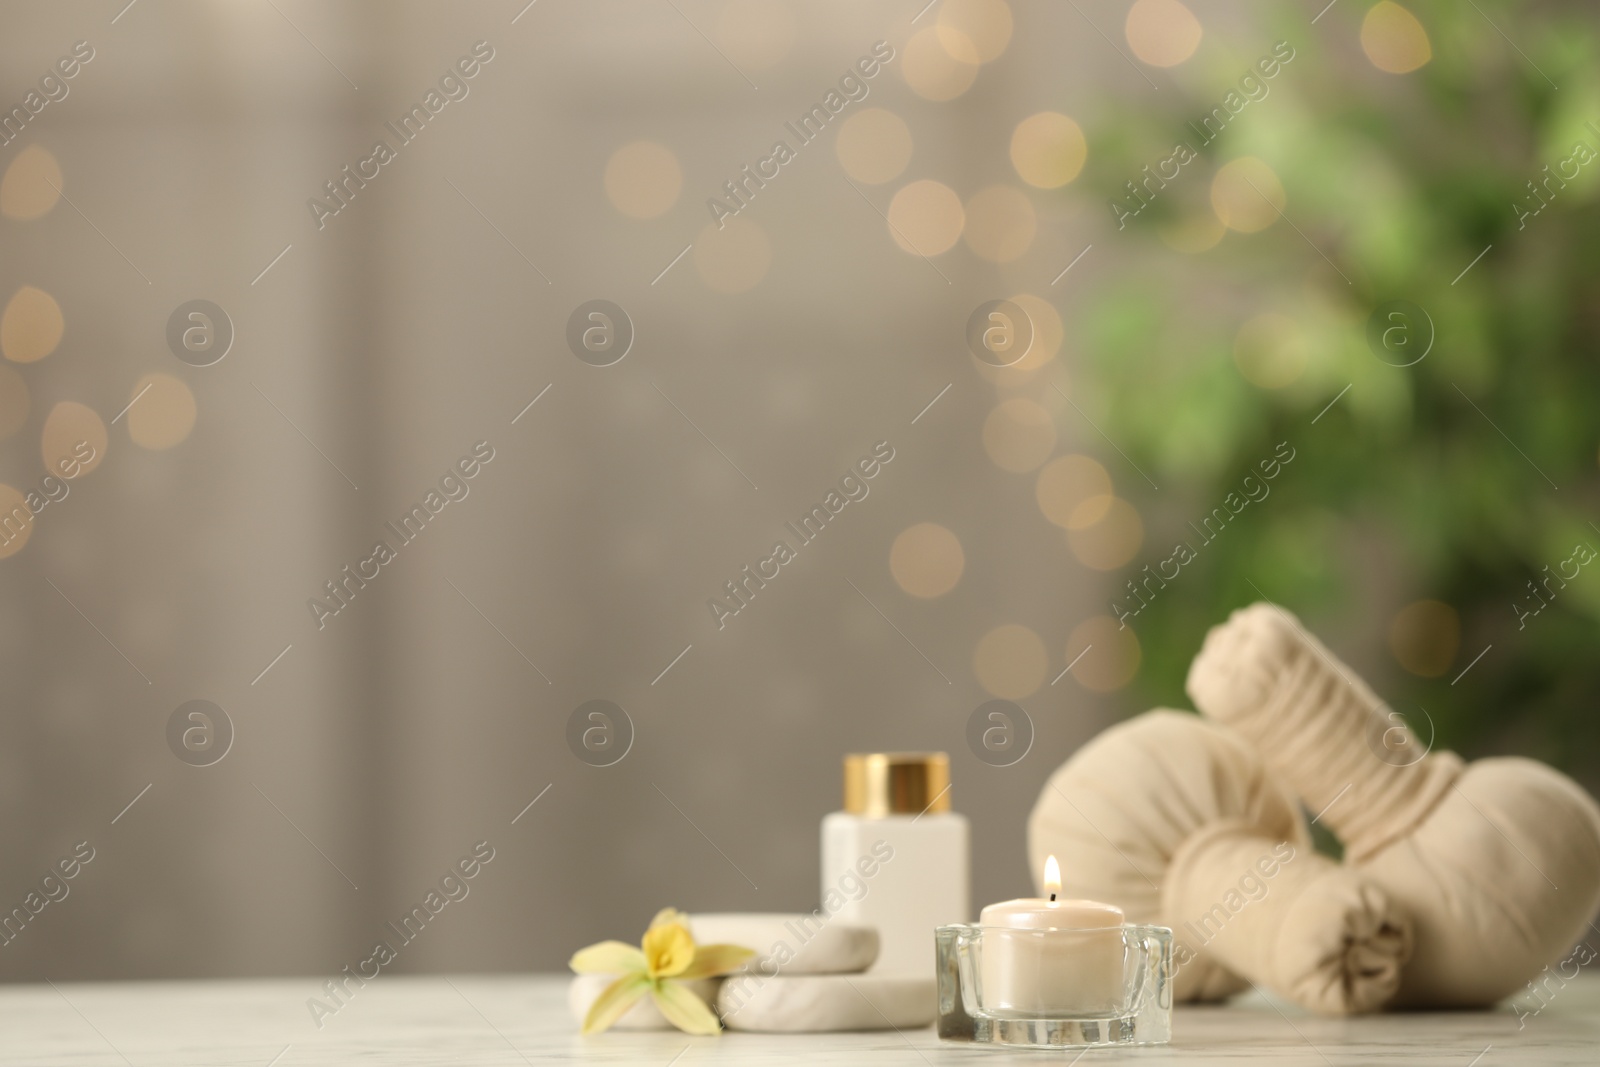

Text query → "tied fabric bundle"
[1187,603,1600,1007]
[1028,711,1411,1014]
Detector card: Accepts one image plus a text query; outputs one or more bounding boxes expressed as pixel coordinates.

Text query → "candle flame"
[1043,854,1061,897]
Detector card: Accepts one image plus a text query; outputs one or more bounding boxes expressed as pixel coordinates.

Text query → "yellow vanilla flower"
[569,907,755,1035]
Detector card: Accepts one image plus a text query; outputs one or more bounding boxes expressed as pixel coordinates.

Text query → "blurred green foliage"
[1076,2,1599,785]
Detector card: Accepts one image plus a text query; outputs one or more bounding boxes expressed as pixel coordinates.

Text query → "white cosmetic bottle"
[821,752,969,977]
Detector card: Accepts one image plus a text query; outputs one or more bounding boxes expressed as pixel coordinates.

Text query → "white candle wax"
[978,858,1125,1016]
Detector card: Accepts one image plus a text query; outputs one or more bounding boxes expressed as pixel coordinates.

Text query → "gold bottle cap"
[842,752,950,817]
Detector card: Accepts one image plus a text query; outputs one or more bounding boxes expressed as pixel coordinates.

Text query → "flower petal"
[569,940,647,975]
[581,973,651,1035]
[678,943,757,980]
[652,980,723,1036]
[642,921,697,978]
[649,907,689,930]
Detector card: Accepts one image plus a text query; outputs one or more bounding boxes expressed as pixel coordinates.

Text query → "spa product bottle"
[821,752,969,976]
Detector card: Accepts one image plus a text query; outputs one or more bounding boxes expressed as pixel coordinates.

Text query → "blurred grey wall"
[0,0,1143,981]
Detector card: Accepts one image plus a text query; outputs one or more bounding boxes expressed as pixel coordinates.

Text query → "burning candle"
[978,855,1127,1015]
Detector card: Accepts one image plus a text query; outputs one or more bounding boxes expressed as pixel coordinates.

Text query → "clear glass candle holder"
[935,922,1172,1049]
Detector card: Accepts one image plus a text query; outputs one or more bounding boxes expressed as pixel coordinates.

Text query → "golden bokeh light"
[1009,112,1087,189]
[1388,599,1460,677]
[0,484,32,559]
[889,522,965,598]
[126,373,198,450]
[887,179,965,256]
[1125,0,1202,68]
[1036,454,1112,529]
[0,145,63,221]
[901,27,980,101]
[2,286,64,363]
[982,398,1056,472]
[1065,615,1142,692]
[41,401,107,479]
[836,108,913,185]
[604,140,683,219]
[963,185,1037,263]
[1361,2,1431,74]
[1211,157,1285,234]
[0,364,29,441]
[973,623,1049,699]
[1233,312,1308,389]
[1067,496,1143,570]
[714,0,796,71]
[936,0,1013,63]
[694,216,772,293]
[1005,293,1062,372]
[1159,212,1225,254]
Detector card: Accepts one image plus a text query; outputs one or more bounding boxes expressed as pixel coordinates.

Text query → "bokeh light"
[1065,615,1142,691]
[694,216,772,293]
[1388,599,1460,677]
[0,145,62,221]
[1361,2,1431,74]
[1003,293,1063,373]
[2,286,64,363]
[604,141,683,219]
[963,185,1037,263]
[1067,496,1142,570]
[982,398,1056,472]
[0,484,32,559]
[836,108,913,185]
[887,179,965,256]
[1158,212,1225,254]
[714,0,796,71]
[1010,112,1087,189]
[889,522,965,598]
[973,623,1048,699]
[41,401,107,479]
[1211,157,1284,233]
[0,364,29,441]
[1036,454,1112,529]
[126,374,198,451]
[1233,312,1308,389]
[902,27,979,101]
[1125,0,1202,68]
[936,0,1014,63]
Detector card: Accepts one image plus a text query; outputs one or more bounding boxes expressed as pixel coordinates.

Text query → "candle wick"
[1049,893,1056,902]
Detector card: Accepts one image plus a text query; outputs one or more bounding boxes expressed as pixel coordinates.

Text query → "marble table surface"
[1,973,1594,1066]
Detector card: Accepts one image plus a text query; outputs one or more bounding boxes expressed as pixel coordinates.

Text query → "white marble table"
[2,974,1594,1065]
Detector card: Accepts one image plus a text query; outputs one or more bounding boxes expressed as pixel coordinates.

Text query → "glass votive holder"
[935,922,1173,1049]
